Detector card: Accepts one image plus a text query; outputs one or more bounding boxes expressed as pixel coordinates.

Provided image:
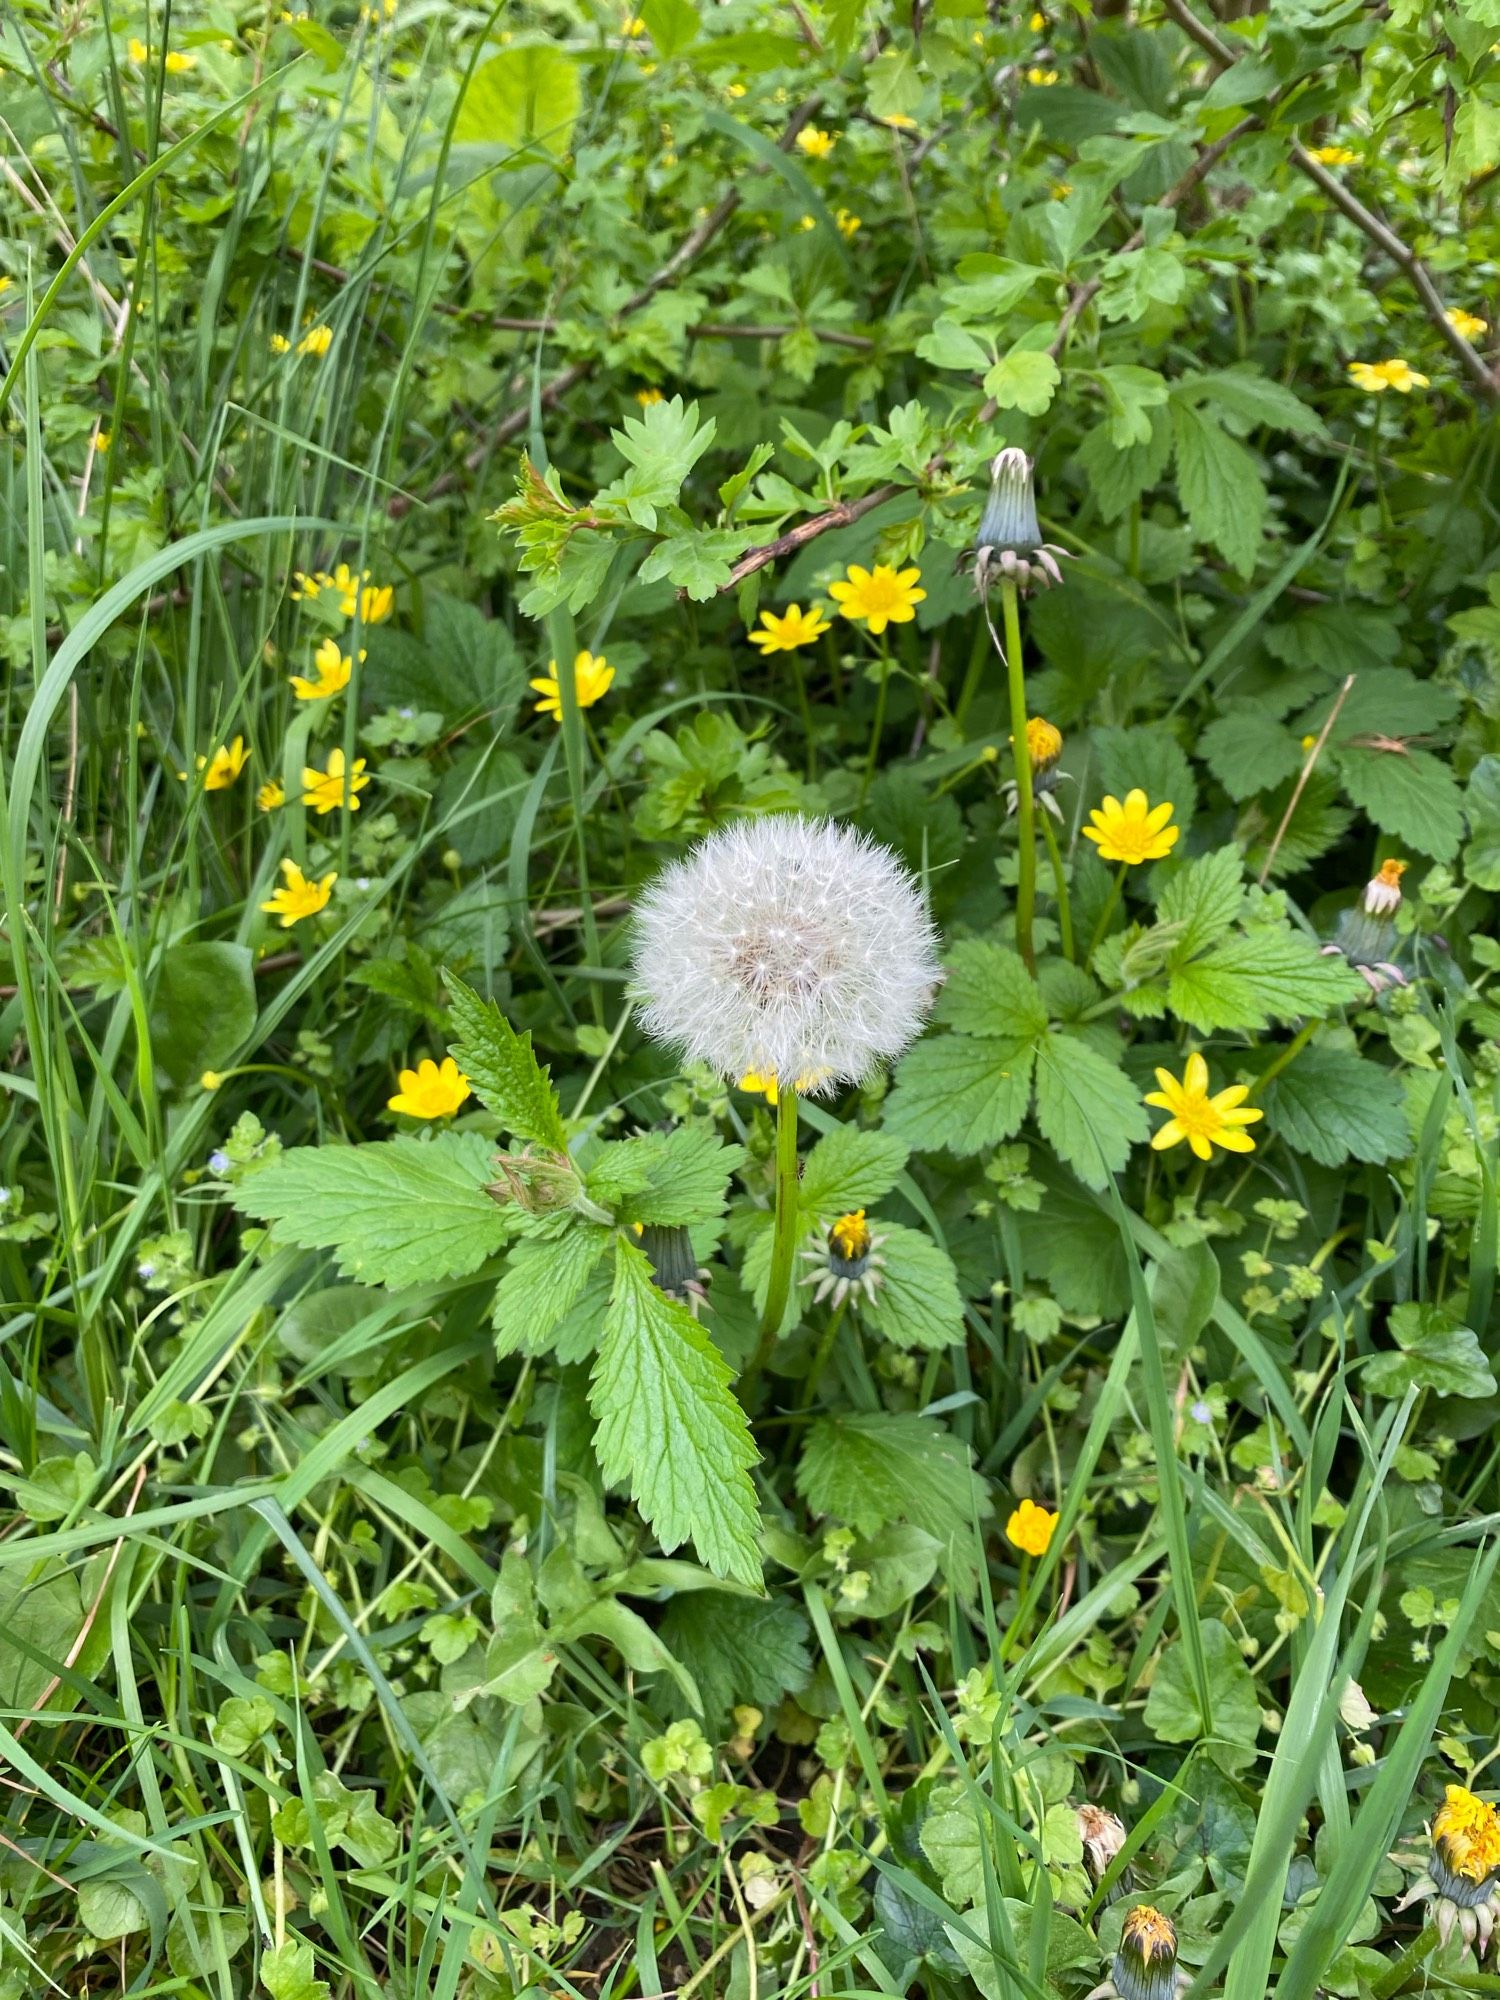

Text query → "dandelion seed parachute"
[632,815,942,1093]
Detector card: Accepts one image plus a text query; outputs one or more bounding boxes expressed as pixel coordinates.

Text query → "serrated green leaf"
[1167,928,1364,1032]
[934,939,1048,1041]
[798,1125,909,1216]
[796,1412,989,1540]
[1095,723,1198,833]
[1336,745,1465,861]
[590,1240,761,1586]
[862,1223,966,1351]
[1265,1047,1408,1166]
[1074,406,1173,522]
[659,1592,812,1722]
[982,347,1060,416]
[604,396,717,528]
[1032,1034,1148,1190]
[1172,402,1266,575]
[446,973,567,1150]
[1187,367,1325,438]
[233,1135,511,1287]
[884,1035,1036,1155]
[1297,665,1458,744]
[1200,709,1303,801]
[637,526,753,600]
[1158,845,1246,959]
[1464,756,1500,890]
[494,1224,613,1357]
[607,1125,747,1227]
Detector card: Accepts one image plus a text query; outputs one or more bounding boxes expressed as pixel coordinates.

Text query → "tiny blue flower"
[208,1150,231,1174]
[1190,1398,1213,1426]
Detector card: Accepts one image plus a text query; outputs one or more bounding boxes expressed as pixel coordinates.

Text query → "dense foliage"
[4,0,1500,1996]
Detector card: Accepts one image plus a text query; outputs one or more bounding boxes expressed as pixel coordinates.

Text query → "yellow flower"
[1347,358,1429,393]
[796,126,836,159]
[198,737,249,791]
[1005,1498,1058,1558]
[290,569,326,600]
[325,562,392,623]
[1144,1051,1264,1163]
[880,112,918,130]
[828,563,926,635]
[301,748,370,814]
[1025,65,1059,84]
[1447,307,1489,342]
[796,214,817,231]
[636,386,665,406]
[1081,789,1179,864]
[726,80,746,97]
[1050,180,1073,198]
[739,1067,830,1104]
[289,635,363,702]
[127,36,148,60]
[164,49,196,72]
[835,208,861,239]
[200,1070,224,1091]
[259,858,337,928]
[623,13,645,31]
[388,1056,471,1119]
[1308,144,1359,166]
[269,333,291,354]
[257,780,285,812]
[748,603,831,654]
[1024,715,1062,770]
[1029,9,1045,26]
[296,324,333,357]
[1434,1787,1500,1884]
[529,649,614,722]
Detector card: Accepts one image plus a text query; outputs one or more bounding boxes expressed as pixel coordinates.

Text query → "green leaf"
[935,939,1048,1042]
[884,1034,1035,1155]
[1157,845,1246,959]
[1200,709,1304,801]
[1094,723,1198,834]
[1095,364,1170,447]
[1296,664,1457,743]
[1265,1047,1408,1166]
[640,0,700,55]
[445,973,567,1151]
[233,1134,511,1287]
[454,44,581,155]
[1336,745,1466,861]
[637,526,753,600]
[1167,927,1364,1032]
[915,317,992,371]
[659,1593,812,1723]
[1172,402,1266,575]
[1187,367,1325,438]
[798,1126,909,1216]
[1363,1304,1496,1400]
[796,1412,989,1540]
[261,1939,332,2000]
[1032,1034,1148,1191]
[494,1224,613,1357]
[605,1126,746,1227]
[1464,755,1500,890]
[1073,406,1173,523]
[148,941,256,1088]
[78,1875,150,1942]
[590,1240,761,1585]
[981,348,1061,417]
[862,1223,966,1352]
[604,397,717,529]
[1144,1620,1261,1773]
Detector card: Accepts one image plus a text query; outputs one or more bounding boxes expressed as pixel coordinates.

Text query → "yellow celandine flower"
[636,386,665,406]
[748,603,831,654]
[198,737,249,791]
[1082,789,1179,864]
[836,208,861,239]
[297,324,333,357]
[301,748,370,814]
[127,36,148,60]
[388,1056,472,1119]
[881,112,918,130]
[257,780,285,812]
[96,430,112,452]
[1029,8,1045,27]
[725,80,746,97]
[828,562,926,635]
[1144,1051,1263,1162]
[623,13,645,31]
[1005,1497,1059,1558]
[1348,357,1429,393]
[796,126,836,159]
[1025,65,1059,85]
[1447,307,1489,341]
[1308,143,1359,166]
[529,649,614,721]
[259,858,337,928]
[269,333,291,354]
[290,569,325,600]
[796,214,817,231]
[326,562,393,624]
[164,48,196,71]
[289,635,363,702]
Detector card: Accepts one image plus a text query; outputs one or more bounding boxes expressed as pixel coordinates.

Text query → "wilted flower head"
[966,448,1070,593]
[800,1208,887,1306]
[1364,856,1407,916]
[1077,1804,1128,1885]
[632,815,941,1094]
[1320,856,1409,997]
[1086,1905,1187,2000]
[1396,1785,1500,1958]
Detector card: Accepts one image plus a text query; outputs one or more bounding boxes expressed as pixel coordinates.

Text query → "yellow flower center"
[1122,1906,1177,1964]
[829,1210,871,1262]
[1376,858,1407,887]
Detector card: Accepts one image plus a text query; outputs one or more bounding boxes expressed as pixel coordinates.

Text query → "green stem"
[1251,1018,1318,1097]
[742,1085,801,1396]
[1369,1921,1438,1999]
[993,580,1035,971]
[859,636,892,807]
[1087,862,1128,964]
[798,1298,848,1412]
[1039,810,1074,962]
[953,613,989,729]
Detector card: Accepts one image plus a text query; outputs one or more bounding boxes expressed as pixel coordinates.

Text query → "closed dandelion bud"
[1005,715,1071,820]
[1099,1906,1184,2000]
[640,1222,712,1313]
[486,1146,584,1215]
[967,447,1070,593]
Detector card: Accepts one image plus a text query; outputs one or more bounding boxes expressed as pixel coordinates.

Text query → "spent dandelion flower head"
[968,448,1070,592]
[259,859,336,928]
[1082,790,1179,865]
[301,748,370,814]
[257,779,285,812]
[748,603,831,654]
[1092,1905,1186,2000]
[1396,1786,1500,1957]
[828,562,926,634]
[1005,1497,1058,1558]
[387,1057,471,1120]
[1447,307,1489,341]
[529,649,614,722]
[633,814,941,1093]
[1077,1805,1129,1887]
[1144,1052,1263,1162]
[1321,856,1410,996]
[1348,357,1429,393]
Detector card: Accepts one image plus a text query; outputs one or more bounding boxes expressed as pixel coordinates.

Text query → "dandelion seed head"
[632,815,941,1092]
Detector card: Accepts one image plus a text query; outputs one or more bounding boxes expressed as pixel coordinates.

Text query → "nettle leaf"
[1297,665,1458,743]
[446,973,567,1150]
[1364,1304,1496,1400]
[884,1035,1035,1155]
[862,1223,966,1351]
[1166,926,1364,1032]
[233,1135,511,1287]
[796,1412,989,1540]
[1157,845,1246,960]
[590,1240,761,1586]
[934,939,1048,1042]
[1336,745,1465,861]
[494,1224,613,1357]
[798,1125,909,1216]
[1186,367,1325,438]
[608,1125,747,1227]
[1144,1621,1261,1772]
[1265,1047,1408,1167]
[1465,756,1500,891]
[1200,709,1304,801]
[658,1592,812,1723]
[1032,1034,1148,1191]
[1171,401,1266,576]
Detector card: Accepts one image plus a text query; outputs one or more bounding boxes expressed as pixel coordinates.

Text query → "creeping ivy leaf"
[590,1240,762,1586]
[884,1035,1035,1155]
[1032,1034,1148,1190]
[1265,1047,1407,1166]
[796,1412,989,1541]
[233,1135,511,1287]
[1143,1621,1261,1773]
[862,1223,966,1351]
[446,973,567,1150]
[1364,1304,1496,1400]
[798,1126,910,1216]
[261,1939,332,2000]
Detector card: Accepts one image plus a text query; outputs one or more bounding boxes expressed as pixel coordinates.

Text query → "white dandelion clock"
[632,815,941,1093]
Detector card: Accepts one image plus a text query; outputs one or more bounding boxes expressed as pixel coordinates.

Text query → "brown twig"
[1258,672,1354,886]
[713,482,903,594]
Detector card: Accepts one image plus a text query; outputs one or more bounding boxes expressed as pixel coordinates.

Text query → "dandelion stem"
[992,580,1035,971]
[1369,1921,1438,1998]
[953,613,989,728]
[746,1083,802,1392]
[1040,811,1075,962]
[1087,862,1128,964]
[798,1297,848,1412]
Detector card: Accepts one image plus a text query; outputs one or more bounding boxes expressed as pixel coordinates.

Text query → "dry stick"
[1160,0,1496,399]
[1257,673,1355,886]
